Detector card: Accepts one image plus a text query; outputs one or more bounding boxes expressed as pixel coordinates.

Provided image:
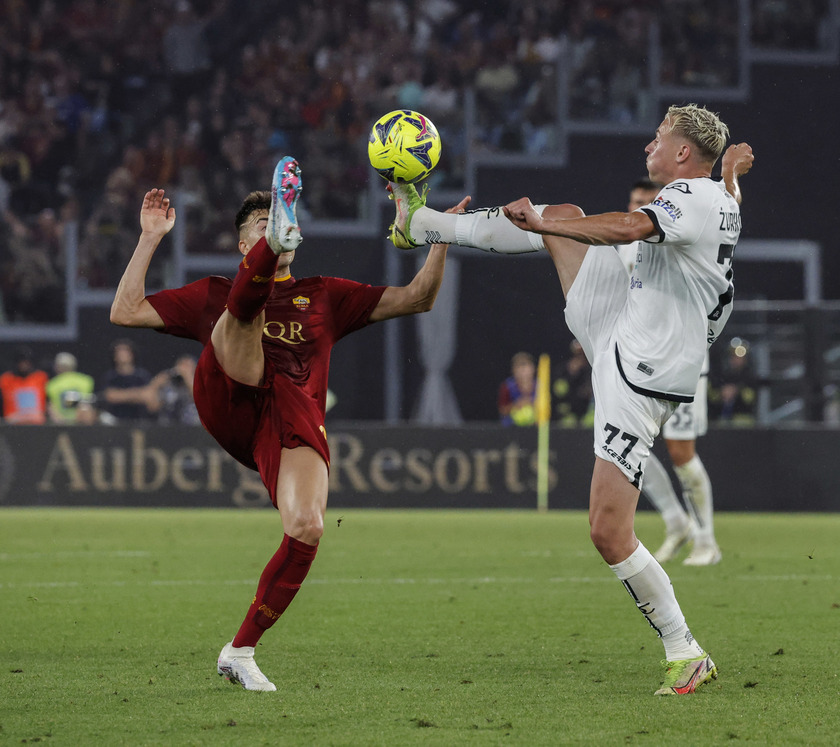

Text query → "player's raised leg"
[388,182,544,254]
[211,157,303,386]
[540,205,591,298]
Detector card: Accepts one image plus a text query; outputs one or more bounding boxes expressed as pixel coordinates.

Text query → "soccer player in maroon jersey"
[111,157,469,691]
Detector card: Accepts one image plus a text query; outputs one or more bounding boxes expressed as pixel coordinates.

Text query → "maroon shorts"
[192,342,329,506]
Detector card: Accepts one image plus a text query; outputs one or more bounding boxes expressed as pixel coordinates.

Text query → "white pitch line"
[0,573,834,591]
[0,550,151,561]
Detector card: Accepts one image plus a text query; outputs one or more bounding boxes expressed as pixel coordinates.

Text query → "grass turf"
[1,508,838,746]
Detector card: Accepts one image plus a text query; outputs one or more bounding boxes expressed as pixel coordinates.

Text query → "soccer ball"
[368,109,442,184]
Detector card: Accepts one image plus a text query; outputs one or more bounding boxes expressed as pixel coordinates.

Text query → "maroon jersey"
[147,274,386,419]
[145,274,385,498]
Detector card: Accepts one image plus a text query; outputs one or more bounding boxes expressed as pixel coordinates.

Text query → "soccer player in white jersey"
[388,104,754,695]
[619,178,725,566]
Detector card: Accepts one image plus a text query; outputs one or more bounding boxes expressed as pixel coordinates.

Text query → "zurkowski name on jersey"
[617,177,740,401]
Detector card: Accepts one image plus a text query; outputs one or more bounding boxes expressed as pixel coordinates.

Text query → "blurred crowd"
[0,338,341,426]
[0,340,200,426]
[0,0,832,321]
[498,339,761,428]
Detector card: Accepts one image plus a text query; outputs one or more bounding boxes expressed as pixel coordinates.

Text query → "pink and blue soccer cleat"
[266,156,303,253]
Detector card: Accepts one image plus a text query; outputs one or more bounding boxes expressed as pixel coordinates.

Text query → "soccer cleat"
[653,521,694,563]
[388,182,427,250]
[654,654,718,696]
[683,544,722,566]
[217,641,277,692]
[266,156,303,253]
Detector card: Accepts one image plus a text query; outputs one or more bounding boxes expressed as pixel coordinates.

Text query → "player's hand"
[722,143,754,177]
[445,196,471,215]
[140,189,176,237]
[503,198,543,232]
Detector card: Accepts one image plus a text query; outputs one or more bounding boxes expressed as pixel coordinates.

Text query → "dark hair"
[111,338,135,355]
[234,190,271,233]
[14,345,34,363]
[631,177,664,192]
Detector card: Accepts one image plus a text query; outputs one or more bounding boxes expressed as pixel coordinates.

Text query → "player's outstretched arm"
[110,189,174,328]
[369,196,472,322]
[503,198,656,245]
[721,143,754,206]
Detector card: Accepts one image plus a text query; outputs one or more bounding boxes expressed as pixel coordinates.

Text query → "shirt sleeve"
[146,276,229,343]
[639,180,711,247]
[323,277,387,340]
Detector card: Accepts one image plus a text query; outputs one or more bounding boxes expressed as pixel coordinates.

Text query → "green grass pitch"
[1,508,838,745]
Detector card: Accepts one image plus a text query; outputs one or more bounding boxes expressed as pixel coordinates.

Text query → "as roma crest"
[292,295,310,311]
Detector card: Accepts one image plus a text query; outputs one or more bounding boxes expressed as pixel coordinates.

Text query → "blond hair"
[665,104,729,163]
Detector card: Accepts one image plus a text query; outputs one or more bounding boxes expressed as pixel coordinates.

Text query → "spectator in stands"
[162,0,215,101]
[0,136,32,214]
[553,339,593,427]
[148,354,201,425]
[74,399,109,425]
[711,337,757,425]
[0,0,830,316]
[752,0,829,49]
[98,338,156,422]
[498,351,537,426]
[0,346,48,424]
[46,351,95,424]
[0,204,67,323]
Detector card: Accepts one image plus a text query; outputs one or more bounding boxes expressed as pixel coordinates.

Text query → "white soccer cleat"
[266,156,302,254]
[653,522,694,563]
[682,544,722,566]
[217,641,277,692]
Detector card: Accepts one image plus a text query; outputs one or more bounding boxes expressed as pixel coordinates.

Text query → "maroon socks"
[226,237,279,322]
[232,533,319,648]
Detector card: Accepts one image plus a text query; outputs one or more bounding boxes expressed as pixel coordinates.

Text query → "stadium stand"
[1,0,839,423]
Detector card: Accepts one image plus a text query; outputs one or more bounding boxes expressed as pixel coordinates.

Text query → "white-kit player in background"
[386,104,754,695]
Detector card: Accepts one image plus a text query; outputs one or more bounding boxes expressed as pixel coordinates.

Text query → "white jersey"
[614,177,739,400]
[615,237,710,377]
[615,241,639,275]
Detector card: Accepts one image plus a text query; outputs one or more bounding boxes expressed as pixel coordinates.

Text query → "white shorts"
[662,375,708,440]
[564,247,676,488]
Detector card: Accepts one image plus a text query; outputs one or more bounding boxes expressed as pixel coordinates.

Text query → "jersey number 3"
[708,243,736,321]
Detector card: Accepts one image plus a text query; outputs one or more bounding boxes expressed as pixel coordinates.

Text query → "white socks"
[642,453,691,534]
[674,454,715,546]
[610,541,704,660]
[411,205,546,254]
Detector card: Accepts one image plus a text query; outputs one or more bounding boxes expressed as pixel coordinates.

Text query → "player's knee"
[589,522,613,556]
[542,203,585,220]
[665,438,695,466]
[589,515,633,564]
[286,510,324,545]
